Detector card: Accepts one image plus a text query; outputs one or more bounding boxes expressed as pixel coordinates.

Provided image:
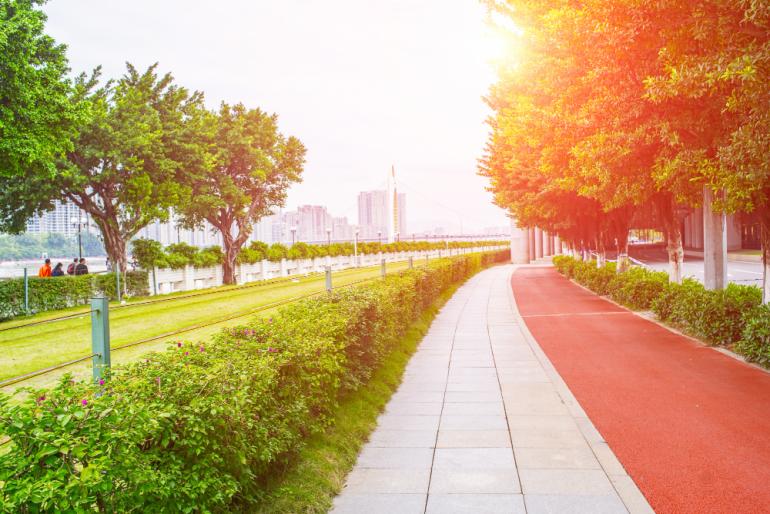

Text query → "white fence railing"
[148,245,507,296]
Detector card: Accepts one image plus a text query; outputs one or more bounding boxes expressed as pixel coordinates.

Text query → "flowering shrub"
[0,250,509,511]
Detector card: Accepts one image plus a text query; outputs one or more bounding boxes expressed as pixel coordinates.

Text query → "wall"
[147,245,507,295]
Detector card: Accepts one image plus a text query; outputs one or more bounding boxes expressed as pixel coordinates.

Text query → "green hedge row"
[0,250,509,512]
[0,271,148,320]
[552,255,768,366]
[131,238,508,269]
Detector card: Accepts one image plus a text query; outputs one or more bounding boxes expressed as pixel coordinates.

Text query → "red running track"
[511,267,770,514]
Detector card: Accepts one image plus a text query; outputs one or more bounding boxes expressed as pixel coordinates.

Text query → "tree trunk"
[221,232,239,285]
[663,217,684,284]
[99,222,128,273]
[762,219,770,305]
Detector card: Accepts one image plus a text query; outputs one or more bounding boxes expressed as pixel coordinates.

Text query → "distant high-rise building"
[397,192,407,238]
[26,200,90,237]
[358,190,389,240]
[357,187,406,241]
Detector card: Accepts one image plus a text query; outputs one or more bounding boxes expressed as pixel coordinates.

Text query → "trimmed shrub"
[554,256,766,356]
[0,251,509,511]
[736,305,770,367]
[609,266,669,310]
[0,271,148,320]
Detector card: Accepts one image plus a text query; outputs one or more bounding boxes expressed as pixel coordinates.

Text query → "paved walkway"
[512,266,770,514]
[331,265,651,513]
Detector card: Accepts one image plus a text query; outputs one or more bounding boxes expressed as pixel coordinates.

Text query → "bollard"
[408,256,413,269]
[90,297,111,383]
[23,268,29,313]
[115,263,121,303]
[381,259,386,278]
[325,266,332,292]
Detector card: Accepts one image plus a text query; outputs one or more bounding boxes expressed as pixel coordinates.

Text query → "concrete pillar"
[528,228,536,261]
[554,236,562,255]
[703,187,727,290]
[535,228,544,259]
[510,219,530,264]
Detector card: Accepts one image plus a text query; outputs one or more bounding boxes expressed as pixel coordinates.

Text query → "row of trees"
[480,0,769,296]
[0,0,305,284]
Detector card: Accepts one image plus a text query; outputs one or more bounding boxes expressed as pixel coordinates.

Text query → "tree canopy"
[481,0,770,286]
[177,103,306,284]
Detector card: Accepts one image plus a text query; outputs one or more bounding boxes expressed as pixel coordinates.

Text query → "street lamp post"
[354,228,359,261]
[326,228,332,246]
[70,216,88,260]
[377,230,382,246]
[290,226,297,246]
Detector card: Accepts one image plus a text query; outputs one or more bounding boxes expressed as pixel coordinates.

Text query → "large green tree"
[0,0,84,230]
[177,103,306,285]
[2,63,206,270]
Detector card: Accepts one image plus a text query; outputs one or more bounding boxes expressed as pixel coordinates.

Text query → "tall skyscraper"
[397,192,407,238]
[357,168,406,241]
[358,190,389,241]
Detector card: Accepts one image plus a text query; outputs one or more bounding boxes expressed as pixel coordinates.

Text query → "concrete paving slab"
[433,448,516,469]
[342,468,431,494]
[331,493,427,514]
[428,468,521,494]
[524,493,628,514]
[519,469,616,496]
[366,429,437,448]
[425,493,526,514]
[515,447,601,470]
[356,447,435,469]
[437,430,512,448]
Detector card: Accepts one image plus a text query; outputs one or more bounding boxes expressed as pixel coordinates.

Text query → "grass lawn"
[248,281,459,513]
[1,261,413,391]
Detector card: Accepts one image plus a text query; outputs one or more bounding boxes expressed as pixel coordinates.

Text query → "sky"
[43,0,511,234]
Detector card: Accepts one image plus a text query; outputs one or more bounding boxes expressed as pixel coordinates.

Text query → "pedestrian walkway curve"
[331,265,651,513]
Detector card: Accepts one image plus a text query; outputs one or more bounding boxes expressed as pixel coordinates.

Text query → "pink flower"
[184,351,189,356]
[177,342,182,348]
[199,346,205,352]
[99,379,105,386]
[81,399,88,406]
[36,395,46,404]
[155,377,161,384]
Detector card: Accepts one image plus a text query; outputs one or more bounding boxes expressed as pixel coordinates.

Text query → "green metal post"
[381,259,386,278]
[152,267,158,296]
[90,297,111,383]
[325,266,332,292]
[23,268,29,313]
[115,263,121,302]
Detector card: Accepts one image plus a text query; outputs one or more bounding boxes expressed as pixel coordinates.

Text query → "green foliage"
[266,243,288,262]
[0,251,509,511]
[609,266,670,310]
[130,238,164,269]
[0,0,85,232]
[176,103,307,284]
[735,305,770,368]
[0,271,148,319]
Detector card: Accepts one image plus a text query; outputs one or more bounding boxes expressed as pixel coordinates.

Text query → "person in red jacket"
[38,258,52,278]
